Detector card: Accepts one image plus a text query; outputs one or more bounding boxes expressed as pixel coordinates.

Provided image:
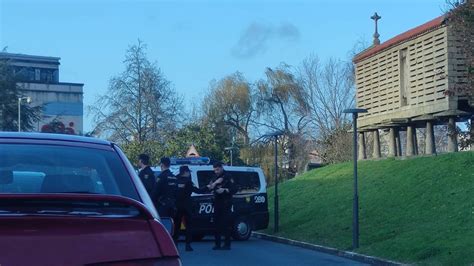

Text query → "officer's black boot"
[222,232,231,250]
[212,233,221,250]
[184,228,193,251]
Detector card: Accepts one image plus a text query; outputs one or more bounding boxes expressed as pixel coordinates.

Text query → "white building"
[0,52,84,134]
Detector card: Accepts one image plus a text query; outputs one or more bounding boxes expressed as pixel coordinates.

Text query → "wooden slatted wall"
[355,26,449,125]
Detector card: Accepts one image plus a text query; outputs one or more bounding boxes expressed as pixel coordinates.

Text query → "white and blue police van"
[152,157,269,240]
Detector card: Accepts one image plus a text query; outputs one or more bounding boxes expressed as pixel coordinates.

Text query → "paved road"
[178,237,368,266]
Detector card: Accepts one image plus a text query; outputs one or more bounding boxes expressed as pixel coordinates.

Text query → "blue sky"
[0,0,448,132]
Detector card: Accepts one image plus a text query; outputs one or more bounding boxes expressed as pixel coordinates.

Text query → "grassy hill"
[263,151,474,265]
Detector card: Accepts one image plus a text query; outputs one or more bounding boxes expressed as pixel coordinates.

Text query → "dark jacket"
[209,171,237,208]
[152,169,178,206]
[176,175,202,209]
[138,166,155,195]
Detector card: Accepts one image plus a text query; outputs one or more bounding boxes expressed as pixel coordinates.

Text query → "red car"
[0,132,180,266]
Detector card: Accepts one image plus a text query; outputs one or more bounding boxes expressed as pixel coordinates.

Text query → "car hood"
[0,194,176,266]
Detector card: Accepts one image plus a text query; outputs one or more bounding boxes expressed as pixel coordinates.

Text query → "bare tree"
[314,124,353,164]
[256,64,311,174]
[299,55,355,140]
[90,40,182,144]
[257,64,311,134]
[297,56,356,163]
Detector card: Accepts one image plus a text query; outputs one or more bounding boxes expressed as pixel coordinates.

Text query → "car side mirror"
[161,217,174,235]
[0,170,13,184]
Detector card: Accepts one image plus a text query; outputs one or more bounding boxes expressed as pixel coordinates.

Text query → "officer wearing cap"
[137,154,155,195]
[152,157,178,217]
[174,165,205,251]
[207,161,237,250]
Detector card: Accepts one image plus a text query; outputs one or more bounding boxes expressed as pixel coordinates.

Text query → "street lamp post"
[343,108,367,250]
[18,97,32,132]
[224,146,237,166]
[273,134,279,233]
[263,130,284,233]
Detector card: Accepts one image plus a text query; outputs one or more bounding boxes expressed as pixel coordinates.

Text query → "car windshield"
[0,144,139,201]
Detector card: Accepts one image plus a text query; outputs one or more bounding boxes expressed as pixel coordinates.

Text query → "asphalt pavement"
[178,237,368,266]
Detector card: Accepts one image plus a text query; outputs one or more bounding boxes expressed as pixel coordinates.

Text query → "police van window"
[197,171,261,194]
[196,171,214,190]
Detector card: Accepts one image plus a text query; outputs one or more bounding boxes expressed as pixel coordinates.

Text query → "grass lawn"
[263,151,474,265]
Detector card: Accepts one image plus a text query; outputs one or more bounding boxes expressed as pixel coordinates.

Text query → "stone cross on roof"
[371,12,382,45]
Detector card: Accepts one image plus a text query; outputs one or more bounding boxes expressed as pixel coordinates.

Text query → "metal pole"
[274,135,279,233]
[230,149,233,166]
[18,98,21,132]
[352,113,359,249]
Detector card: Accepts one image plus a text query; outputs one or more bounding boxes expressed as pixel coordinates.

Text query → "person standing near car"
[152,157,178,218]
[137,154,155,196]
[207,161,237,250]
[174,165,205,251]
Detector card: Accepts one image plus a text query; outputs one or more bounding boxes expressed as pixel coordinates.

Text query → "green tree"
[166,122,227,162]
[120,122,229,167]
[121,141,166,168]
[203,72,255,146]
[0,59,41,131]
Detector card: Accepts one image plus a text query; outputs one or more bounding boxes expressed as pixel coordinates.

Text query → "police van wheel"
[232,218,252,241]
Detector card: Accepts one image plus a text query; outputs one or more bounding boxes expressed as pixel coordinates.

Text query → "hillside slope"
[264,151,474,265]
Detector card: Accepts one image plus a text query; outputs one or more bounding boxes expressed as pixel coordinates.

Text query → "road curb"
[252,232,404,266]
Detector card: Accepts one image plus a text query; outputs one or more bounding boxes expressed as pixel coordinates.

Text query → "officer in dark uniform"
[174,165,204,251]
[207,161,237,250]
[137,154,155,195]
[152,157,178,217]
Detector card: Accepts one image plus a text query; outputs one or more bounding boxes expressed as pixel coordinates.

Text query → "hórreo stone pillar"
[425,121,436,155]
[395,128,402,156]
[388,128,397,157]
[372,129,381,158]
[406,125,415,156]
[358,132,367,160]
[447,117,458,152]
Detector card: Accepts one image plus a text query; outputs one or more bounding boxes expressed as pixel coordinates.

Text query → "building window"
[35,68,41,81]
[28,68,35,81]
[399,48,409,106]
[40,69,54,83]
[53,70,59,82]
[13,66,28,81]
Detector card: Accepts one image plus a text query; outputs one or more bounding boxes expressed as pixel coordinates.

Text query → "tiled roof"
[354,15,446,63]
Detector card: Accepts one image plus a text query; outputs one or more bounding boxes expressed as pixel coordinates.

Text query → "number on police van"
[254,195,265,204]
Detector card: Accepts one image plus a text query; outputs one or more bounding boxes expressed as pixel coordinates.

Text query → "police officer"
[174,165,204,251]
[137,154,155,195]
[207,161,237,250]
[152,157,178,217]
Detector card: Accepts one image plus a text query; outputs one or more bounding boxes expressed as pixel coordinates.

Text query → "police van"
[152,157,269,240]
